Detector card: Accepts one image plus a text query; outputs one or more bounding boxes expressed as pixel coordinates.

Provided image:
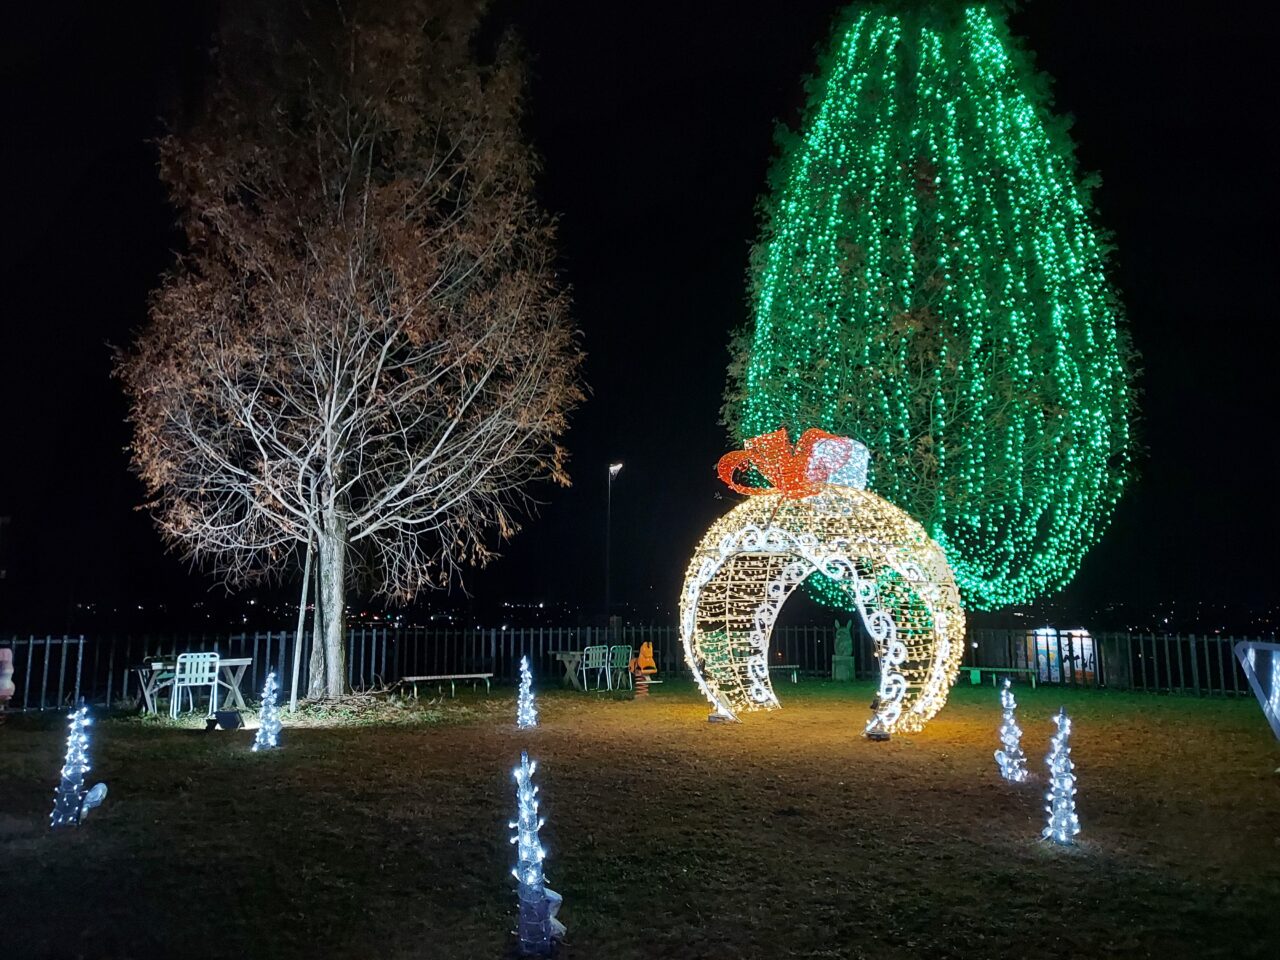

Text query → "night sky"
[1,1,1274,632]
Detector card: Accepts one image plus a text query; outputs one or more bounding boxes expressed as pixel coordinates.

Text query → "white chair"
[578,645,610,690]
[170,652,220,719]
[608,645,633,691]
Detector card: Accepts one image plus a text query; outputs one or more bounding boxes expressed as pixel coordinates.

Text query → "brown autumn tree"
[117,0,584,698]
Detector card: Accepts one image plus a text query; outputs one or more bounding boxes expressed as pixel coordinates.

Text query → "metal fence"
[0,626,687,713]
[1,635,88,712]
[966,628,1258,696]
[0,625,1266,712]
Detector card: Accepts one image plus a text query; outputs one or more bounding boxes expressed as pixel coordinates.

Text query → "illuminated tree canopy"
[724,1,1136,610]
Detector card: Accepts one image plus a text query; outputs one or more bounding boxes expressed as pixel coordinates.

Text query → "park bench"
[402,673,494,698]
[966,666,1037,689]
[769,664,801,684]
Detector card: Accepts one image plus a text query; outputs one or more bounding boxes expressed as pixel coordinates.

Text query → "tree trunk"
[318,510,347,699]
[289,538,313,712]
[307,547,326,699]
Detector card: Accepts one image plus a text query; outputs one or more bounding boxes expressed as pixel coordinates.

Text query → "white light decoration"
[510,751,565,956]
[994,678,1029,782]
[1235,641,1280,741]
[252,670,282,751]
[811,436,869,489]
[680,429,966,735]
[50,702,107,829]
[1042,707,1080,845]
[517,656,538,729]
[80,782,108,822]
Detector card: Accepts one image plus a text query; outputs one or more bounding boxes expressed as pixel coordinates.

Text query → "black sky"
[1,1,1275,631]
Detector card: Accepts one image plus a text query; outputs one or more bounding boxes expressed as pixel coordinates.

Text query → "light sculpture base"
[864,716,892,742]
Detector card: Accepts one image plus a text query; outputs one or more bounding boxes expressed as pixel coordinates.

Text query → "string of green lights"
[729,2,1135,610]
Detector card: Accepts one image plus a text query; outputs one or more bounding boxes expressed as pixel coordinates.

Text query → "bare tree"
[117,1,584,697]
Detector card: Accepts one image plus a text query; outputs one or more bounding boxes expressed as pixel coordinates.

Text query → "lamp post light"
[605,462,623,631]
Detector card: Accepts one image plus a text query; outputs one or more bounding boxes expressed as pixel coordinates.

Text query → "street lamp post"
[605,462,623,631]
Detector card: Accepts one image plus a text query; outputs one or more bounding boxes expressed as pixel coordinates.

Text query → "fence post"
[1227,636,1241,695]
[73,636,84,704]
[121,636,133,701]
[1187,634,1201,695]
[90,635,101,705]
[105,637,116,709]
[39,635,52,710]
[1203,635,1214,695]
[1173,633,1187,694]
[21,637,33,710]
[1214,635,1223,694]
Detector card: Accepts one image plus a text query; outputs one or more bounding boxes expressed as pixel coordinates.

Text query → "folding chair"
[607,645,633,691]
[578,645,610,690]
[170,652,221,719]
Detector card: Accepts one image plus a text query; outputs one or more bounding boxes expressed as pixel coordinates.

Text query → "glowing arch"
[679,432,966,735]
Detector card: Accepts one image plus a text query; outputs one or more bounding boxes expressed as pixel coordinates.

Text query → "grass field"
[2,679,1277,959]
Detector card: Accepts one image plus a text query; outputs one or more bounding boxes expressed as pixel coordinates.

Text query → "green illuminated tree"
[725,1,1136,610]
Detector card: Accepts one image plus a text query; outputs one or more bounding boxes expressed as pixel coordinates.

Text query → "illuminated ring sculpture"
[679,432,966,735]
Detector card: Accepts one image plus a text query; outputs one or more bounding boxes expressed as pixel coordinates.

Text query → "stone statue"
[834,620,853,657]
[831,619,855,682]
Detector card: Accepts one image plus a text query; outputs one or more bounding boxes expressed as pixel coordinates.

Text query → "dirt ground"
[2,679,1277,960]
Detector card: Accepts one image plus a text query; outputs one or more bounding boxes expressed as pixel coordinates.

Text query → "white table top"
[142,658,252,669]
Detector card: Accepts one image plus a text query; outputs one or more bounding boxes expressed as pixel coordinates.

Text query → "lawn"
[2,680,1277,959]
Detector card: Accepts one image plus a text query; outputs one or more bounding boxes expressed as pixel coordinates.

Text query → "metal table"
[134,657,254,714]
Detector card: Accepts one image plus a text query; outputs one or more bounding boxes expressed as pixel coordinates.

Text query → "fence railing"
[0,627,689,713]
[0,625,1267,712]
[1,635,87,712]
[966,628,1258,696]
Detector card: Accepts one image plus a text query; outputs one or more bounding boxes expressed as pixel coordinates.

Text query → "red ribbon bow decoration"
[716,428,854,499]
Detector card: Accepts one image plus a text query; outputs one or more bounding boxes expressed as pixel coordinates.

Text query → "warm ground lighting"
[3,682,1276,959]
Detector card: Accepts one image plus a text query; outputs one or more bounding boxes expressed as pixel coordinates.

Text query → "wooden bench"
[402,673,493,698]
[769,664,801,684]
[967,666,1037,689]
